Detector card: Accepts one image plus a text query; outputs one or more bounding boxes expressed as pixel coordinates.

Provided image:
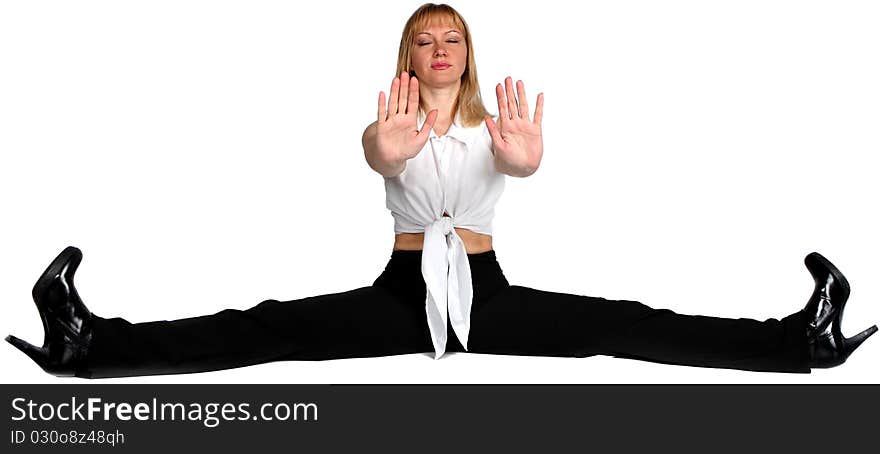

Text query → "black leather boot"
[6,246,94,377]
[803,252,877,368]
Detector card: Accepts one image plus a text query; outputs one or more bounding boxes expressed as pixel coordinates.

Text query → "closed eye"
[417,40,460,46]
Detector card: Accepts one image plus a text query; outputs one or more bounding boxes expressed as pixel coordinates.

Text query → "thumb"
[485,115,502,144]
[417,109,439,141]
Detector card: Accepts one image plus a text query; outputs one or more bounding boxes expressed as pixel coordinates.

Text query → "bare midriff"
[392,214,493,254]
[393,229,493,254]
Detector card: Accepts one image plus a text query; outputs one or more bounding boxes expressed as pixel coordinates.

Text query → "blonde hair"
[395,3,491,127]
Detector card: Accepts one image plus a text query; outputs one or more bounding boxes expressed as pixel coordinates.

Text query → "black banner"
[2,384,877,452]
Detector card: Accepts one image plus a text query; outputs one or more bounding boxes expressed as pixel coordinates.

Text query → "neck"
[419,79,461,125]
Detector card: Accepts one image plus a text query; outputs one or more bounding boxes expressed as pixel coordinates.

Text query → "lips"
[431,62,451,70]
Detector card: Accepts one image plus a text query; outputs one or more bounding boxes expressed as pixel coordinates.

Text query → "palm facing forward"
[486,76,544,176]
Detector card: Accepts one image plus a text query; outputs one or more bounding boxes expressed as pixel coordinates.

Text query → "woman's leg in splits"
[464,253,813,373]
[77,254,435,378]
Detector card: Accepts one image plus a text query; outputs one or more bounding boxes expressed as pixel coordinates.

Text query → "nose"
[433,45,447,57]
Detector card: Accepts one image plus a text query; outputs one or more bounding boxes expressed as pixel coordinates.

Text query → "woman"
[6,3,877,378]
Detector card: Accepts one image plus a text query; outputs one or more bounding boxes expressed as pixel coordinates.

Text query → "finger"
[378,91,387,123]
[534,92,544,127]
[407,75,419,115]
[388,77,400,116]
[397,71,410,115]
[495,83,508,122]
[505,76,519,119]
[516,80,530,122]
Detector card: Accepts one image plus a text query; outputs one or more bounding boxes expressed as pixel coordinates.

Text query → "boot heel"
[843,324,878,356]
[5,335,49,369]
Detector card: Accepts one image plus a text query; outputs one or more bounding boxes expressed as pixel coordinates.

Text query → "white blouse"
[384,110,506,359]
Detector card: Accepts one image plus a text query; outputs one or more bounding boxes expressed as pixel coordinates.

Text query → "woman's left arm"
[486,76,544,178]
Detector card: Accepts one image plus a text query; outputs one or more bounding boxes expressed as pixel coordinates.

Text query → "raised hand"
[377,71,438,162]
[486,76,544,176]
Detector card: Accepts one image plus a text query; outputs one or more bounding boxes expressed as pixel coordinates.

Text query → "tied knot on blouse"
[422,214,472,359]
[436,215,454,235]
[383,110,506,359]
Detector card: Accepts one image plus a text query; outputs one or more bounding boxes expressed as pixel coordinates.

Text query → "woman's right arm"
[362,71,437,178]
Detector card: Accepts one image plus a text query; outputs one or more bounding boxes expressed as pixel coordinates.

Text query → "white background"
[1,0,877,383]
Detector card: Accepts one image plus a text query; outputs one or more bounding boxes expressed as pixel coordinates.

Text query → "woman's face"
[410,21,467,88]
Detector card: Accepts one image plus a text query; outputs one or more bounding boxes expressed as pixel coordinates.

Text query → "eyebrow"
[416,30,462,36]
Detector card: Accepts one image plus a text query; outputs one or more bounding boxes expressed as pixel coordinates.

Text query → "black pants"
[78,250,812,378]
